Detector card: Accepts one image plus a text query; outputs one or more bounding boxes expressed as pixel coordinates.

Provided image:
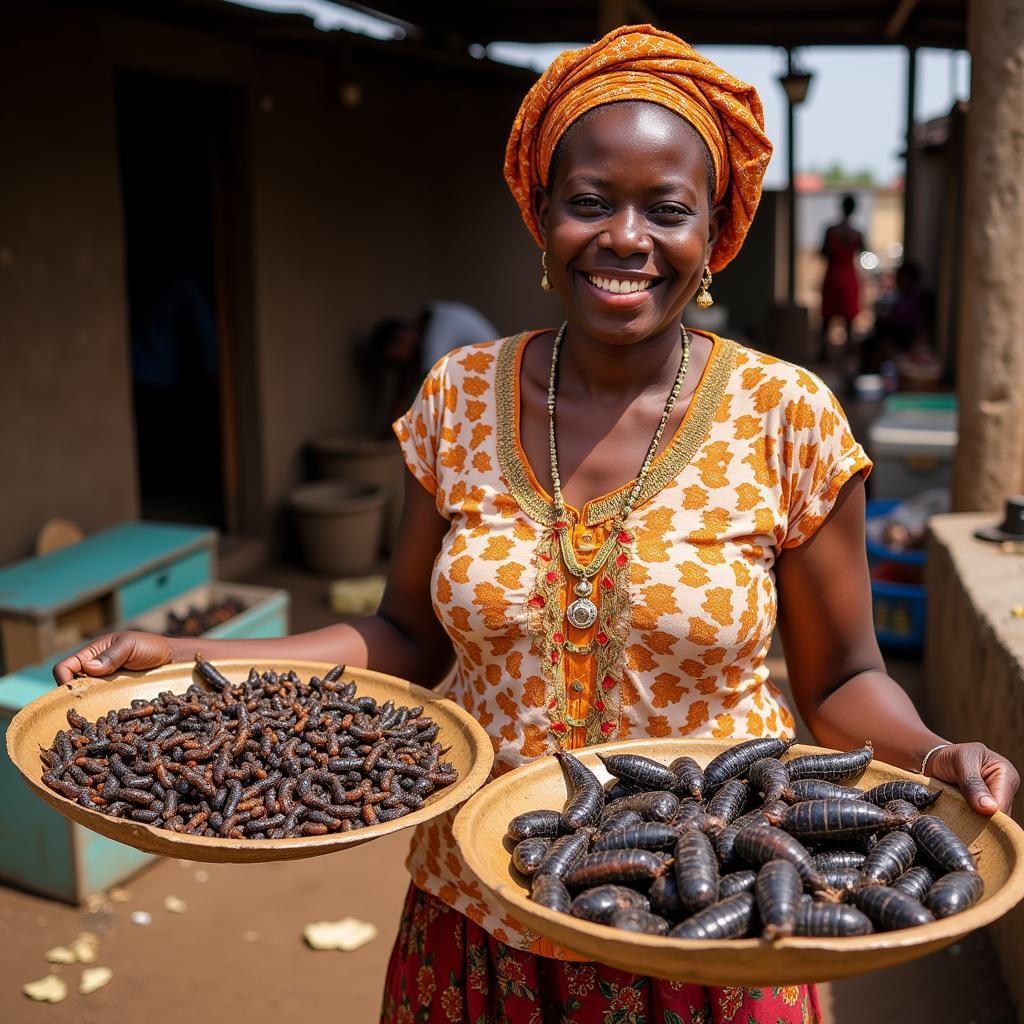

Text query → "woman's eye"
[651,204,691,220]
[570,196,605,210]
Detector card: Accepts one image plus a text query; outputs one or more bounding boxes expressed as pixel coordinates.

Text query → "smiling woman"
[53,22,1018,1024]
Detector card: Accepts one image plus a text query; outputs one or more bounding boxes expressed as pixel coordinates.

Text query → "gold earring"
[541,252,553,291]
[695,267,714,309]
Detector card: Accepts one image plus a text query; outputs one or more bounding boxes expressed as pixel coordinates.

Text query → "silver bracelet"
[920,743,951,776]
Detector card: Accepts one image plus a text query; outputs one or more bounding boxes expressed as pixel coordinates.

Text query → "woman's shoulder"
[423,335,527,385]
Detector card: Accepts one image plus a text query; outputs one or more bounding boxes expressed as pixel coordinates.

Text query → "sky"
[222,2,972,190]
[487,42,971,190]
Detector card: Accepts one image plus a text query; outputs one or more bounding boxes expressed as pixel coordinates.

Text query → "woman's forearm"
[166,613,453,689]
[802,669,948,773]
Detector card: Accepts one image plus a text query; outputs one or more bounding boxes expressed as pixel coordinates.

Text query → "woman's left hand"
[927,742,1019,816]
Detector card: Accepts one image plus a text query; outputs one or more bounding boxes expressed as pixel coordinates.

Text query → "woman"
[818,194,864,359]
[56,25,1017,1024]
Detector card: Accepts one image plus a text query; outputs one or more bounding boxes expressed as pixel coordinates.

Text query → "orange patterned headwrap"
[504,24,773,272]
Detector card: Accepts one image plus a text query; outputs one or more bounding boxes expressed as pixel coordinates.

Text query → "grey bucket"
[289,480,387,576]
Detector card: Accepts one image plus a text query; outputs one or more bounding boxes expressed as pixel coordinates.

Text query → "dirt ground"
[0,564,1016,1023]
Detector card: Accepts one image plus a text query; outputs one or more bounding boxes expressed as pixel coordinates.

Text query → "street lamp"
[779,51,813,305]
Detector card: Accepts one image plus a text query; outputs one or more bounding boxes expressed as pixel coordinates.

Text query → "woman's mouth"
[579,271,663,305]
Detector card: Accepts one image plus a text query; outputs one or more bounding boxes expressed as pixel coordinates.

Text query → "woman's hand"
[927,742,1019,816]
[52,631,176,684]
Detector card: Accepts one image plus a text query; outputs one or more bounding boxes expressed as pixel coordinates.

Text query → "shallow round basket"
[453,737,1024,986]
[7,660,493,864]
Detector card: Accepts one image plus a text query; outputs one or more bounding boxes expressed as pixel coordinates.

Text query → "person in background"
[366,301,499,433]
[818,193,864,360]
[859,261,934,376]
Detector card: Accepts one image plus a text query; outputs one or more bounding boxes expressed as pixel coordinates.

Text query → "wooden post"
[902,46,917,259]
[952,0,1024,510]
[785,49,796,304]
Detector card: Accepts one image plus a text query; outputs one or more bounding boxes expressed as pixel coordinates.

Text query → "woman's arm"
[775,473,1019,814]
[54,474,455,689]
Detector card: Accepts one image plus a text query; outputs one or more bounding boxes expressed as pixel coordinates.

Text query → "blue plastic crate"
[866,499,927,652]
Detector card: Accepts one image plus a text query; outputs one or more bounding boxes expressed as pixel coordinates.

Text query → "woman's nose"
[598,207,653,257]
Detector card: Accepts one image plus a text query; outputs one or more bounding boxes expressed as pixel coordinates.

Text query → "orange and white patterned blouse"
[393,329,871,953]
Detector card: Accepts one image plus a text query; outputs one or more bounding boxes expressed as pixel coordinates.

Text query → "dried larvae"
[910,815,977,875]
[755,859,802,939]
[597,753,677,792]
[795,903,874,937]
[512,837,552,876]
[507,810,562,843]
[924,872,984,918]
[591,822,679,853]
[853,885,934,930]
[564,849,665,890]
[703,738,795,793]
[783,742,874,783]
[858,830,918,885]
[669,892,756,940]
[673,830,720,915]
[569,885,649,924]
[611,907,670,935]
[668,756,705,800]
[555,750,605,830]
[770,799,910,841]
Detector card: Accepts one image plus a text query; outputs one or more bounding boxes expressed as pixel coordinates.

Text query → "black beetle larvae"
[565,849,665,889]
[818,866,862,895]
[598,753,677,792]
[862,780,941,809]
[569,885,649,924]
[853,885,934,930]
[733,824,832,893]
[591,822,679,853]
[910,815,977,875]
[812,849,866,871]
[531,873,571,914]
[611,907,670,935]
[535,829,593,880]
[673,830,720,915]
[784,779,865,803]
[795,903,874,937]
[924,871,984,918]
[783,741,874,783]
[555,750,605,830]
[770,799,911,840]
[883,799,921,831]
[719,869,758,899]
[594,809,644,838]
[890,865,937,902]
[756,859,802,938]
[748,758,790,803]
[703,737,795,793]
[512,837,552,876]
[507,810,563,842]
[669,891,756,940]
[648,872,684,920]
[858,830,917,885]
[668,755,705,800]
[705,779,749,832]
[672,799,709,833]
[600,790,679,824]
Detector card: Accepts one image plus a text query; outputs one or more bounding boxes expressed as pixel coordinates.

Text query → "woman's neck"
[557,321,685,402]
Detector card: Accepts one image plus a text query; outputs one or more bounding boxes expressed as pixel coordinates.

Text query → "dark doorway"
[116,70,251,531]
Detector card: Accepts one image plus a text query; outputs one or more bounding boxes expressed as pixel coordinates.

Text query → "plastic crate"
[866,499,927,652]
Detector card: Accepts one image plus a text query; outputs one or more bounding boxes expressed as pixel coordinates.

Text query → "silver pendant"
[573,578,593,598]
[566,598,598,629]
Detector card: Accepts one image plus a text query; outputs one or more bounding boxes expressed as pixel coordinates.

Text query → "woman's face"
[533,102,724,346]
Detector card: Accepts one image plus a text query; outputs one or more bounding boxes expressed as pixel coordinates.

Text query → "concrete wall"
[926,514,1024,1020]
[0,9,550,564]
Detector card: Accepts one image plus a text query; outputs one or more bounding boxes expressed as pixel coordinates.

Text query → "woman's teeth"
[586,274,653,294]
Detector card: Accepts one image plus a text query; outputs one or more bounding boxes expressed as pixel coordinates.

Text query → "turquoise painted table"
[0,520,290,903]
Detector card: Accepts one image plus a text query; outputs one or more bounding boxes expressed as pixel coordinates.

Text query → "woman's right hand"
[52,631,176,684]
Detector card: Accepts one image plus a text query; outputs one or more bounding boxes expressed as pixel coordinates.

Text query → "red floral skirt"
[381,884,823,1024]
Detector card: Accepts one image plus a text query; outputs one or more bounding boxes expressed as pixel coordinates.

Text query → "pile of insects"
[507,738,982,938]
[41,657,459,839]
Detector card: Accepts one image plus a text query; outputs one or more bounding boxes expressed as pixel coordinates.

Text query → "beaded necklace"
[540,321,690,741]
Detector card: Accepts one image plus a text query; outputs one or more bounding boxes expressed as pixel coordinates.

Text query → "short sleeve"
[391,355,451,501]
[782,379,872,548]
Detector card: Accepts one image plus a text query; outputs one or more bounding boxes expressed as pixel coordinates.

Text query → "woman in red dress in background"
[819,194,863,359]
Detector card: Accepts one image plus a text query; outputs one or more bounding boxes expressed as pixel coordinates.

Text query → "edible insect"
[883,799,921,830]
[795,903,874,937]
[531,873,571,913]
[783,742,874,783]
[812,850,866,871]
[591,822,679,853]
[784,779,865,803]
[600,790,679,824]
[756,859,802,939]
[507,810,562,843]
[611,907,671,935]
[569,885,649,924]
[512,837,552,876]
[555,750,605,830]
[671,799,709,832]
[593,810,644,839]
[890,865,937,902]
[924,872,984,918]
[718,869,758,899]
[862,780,941,808]
[748,758,790,803]
[769,799,911,840]
[703,738,795,793]
[597,753,677,792]
[732,825,832,893]
[564,849,665,889]
[669,892,756,940]
[858,830,917,885]
[910,815,977,875]
[536,830,592,880]
[853,885,935,930]
[648,872,683,920]
[711,801,785,867]
[668,756,705,800]
[705,779,749,832]
[673,830,720,915]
